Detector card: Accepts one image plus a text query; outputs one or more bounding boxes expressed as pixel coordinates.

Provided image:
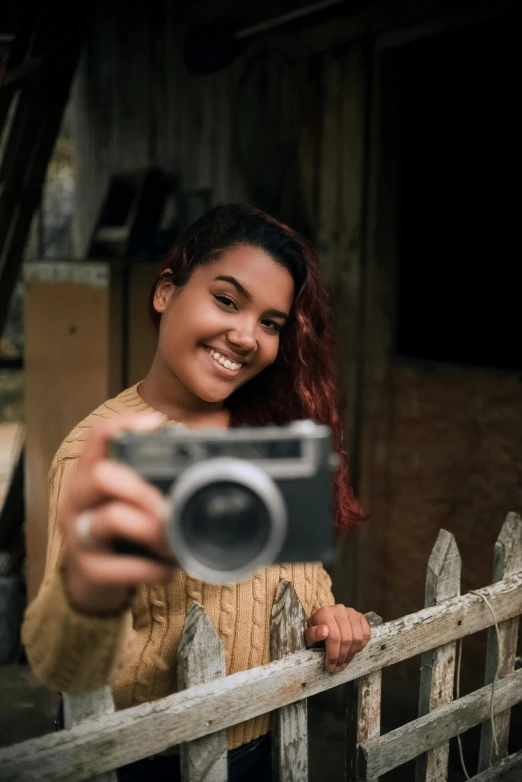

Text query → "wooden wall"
[69,0,522,716]
[71,0,373,603]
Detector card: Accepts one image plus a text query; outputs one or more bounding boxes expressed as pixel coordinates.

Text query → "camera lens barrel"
[167,457,288,584]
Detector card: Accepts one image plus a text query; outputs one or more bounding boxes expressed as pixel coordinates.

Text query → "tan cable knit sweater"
[22,384,336,750]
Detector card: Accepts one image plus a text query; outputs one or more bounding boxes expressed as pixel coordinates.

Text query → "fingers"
[333,607,356,671]
[69,459,169,521]
[67,501,172,560]
[76,413,164,474]
[305,624,329,647]
[58,413,175,609]
[73,549,173,588]
[360,613,372,649]
[309,606,373,674]
[323,611,342,672]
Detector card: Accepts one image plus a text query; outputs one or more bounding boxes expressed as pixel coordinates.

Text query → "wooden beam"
[0,56,42,95]
[263,0,521,60]
[471,749,522,782]
[0,1,40,136]
[1,574,522,781]
[0,4,90,339]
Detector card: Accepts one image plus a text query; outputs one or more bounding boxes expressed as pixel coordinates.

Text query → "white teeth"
[206,348,241,371]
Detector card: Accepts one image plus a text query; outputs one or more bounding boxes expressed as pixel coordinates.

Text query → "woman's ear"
[153,269,175,314]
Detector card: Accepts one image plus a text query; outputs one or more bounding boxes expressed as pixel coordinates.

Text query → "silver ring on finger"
[76,511,96,549]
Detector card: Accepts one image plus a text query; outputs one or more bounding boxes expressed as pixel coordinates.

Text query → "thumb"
[306,624,329,648]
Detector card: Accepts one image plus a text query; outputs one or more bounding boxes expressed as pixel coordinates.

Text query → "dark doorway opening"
[394,11,522,372]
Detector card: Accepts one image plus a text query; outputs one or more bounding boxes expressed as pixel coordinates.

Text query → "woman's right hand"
[58,413,175,615]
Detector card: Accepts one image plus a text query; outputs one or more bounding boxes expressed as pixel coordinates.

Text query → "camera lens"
[168,457,288,584]
[180,481,271,571]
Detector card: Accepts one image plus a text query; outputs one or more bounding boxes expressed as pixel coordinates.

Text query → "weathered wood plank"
[354,46,399,616]
[479,513,522,771]
[471,750,522,782]
[265,0,514,59]
[331,42,366,617]
[416,530,461,782]
[359,669,522,778]
[335,43,365,458]
[2,575,522,781]
[178,602,227,782]
[471,749,522,782]
[63,688,117,782]
[316,48,341,288]
[270,580,308,782]
[345,612,383,782]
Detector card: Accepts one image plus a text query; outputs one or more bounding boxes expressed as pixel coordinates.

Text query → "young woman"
[22,204,370,781]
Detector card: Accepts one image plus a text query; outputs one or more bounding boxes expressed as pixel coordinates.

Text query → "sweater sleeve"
[21,454,133,695]
[310,564,336,616]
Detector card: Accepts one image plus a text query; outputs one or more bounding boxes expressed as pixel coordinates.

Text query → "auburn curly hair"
[149,203,363,535]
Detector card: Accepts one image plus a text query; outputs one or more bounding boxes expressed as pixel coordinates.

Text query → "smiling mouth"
[205,347,243,372]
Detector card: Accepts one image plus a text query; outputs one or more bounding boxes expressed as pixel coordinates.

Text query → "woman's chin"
[191,381,233,405]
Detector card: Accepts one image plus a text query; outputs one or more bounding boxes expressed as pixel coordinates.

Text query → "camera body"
[111,420,336,585]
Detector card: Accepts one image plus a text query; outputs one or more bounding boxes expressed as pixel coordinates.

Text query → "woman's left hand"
[306,605,372,673]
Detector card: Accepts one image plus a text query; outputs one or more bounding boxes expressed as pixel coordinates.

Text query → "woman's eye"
[263,319,282,333]
[214,294,236,309]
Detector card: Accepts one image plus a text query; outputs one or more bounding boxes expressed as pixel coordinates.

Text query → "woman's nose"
[226,324,257,352]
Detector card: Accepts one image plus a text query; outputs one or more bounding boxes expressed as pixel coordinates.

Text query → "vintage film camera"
[111,421,337,585]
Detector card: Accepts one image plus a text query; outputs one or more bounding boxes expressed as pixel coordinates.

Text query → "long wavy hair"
[149,203,363,535]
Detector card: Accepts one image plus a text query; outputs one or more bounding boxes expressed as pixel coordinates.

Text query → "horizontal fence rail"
[471,749,522,782]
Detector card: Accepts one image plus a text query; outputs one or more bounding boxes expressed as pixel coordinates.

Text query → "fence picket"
[178,601,228,781]
[346,611,383,782]
[416,530,461,782]
[63,688,117,782]
[270,579,308,782]
[478,512,522,771]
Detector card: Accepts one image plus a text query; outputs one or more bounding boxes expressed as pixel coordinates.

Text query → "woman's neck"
[139,359,230,429]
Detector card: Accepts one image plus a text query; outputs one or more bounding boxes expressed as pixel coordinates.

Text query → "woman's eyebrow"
[213,275,251,300]
[213,275,289,320]
[265,308,289,321]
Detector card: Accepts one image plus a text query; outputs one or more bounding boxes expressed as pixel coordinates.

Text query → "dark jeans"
[117,734,272,782]
[57,700,271,782]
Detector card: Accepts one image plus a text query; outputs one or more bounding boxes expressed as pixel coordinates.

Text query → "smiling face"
[151,244,295,409]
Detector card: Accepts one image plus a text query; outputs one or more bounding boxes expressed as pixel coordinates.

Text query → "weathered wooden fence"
[1,512,522,781]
